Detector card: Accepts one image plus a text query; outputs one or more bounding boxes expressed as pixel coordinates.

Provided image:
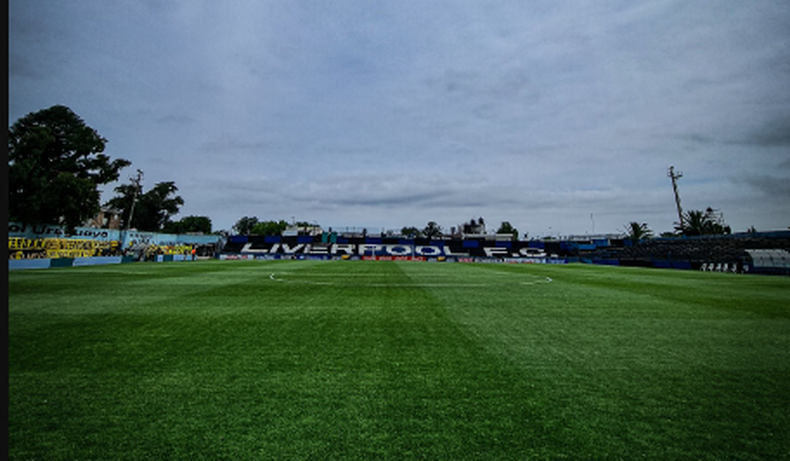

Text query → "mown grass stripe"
[9,260,790,460]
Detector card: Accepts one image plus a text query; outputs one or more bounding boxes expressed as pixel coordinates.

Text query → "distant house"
[283,223,323,237]
[84,206,122,230]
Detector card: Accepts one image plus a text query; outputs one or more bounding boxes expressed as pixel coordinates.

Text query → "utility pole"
[127,169,144,231]
[668,165,684,230]
[122,169,143,251]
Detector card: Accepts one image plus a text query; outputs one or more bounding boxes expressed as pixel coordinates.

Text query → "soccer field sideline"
[9,260,790,460]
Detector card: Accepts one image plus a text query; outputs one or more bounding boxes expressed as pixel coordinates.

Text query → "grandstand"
[11,218,789,276]
[8,221,224,270]
[221,230,790,275]
[614,231,790,274]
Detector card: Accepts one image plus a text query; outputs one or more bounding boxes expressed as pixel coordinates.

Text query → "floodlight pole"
[668,165,684,230]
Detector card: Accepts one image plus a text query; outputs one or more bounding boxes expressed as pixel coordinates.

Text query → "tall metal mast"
[120,169,144,251]
[126,169,144,231]
[668,165,684,230]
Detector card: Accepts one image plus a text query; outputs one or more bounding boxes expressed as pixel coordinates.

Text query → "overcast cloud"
[9,0,790,236]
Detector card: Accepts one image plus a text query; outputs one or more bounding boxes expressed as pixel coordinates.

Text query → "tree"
[623,222,653,242]
[675,208,731,236]
[422,221,443,239]
[677,210,706,236]
[163,216,212,234]
[401,226,421,238]
[107,169,144,230]
[251,220,288,236]
[8,105,131,232]
[134,182,184,231]
[106,179,184,231]
[496,221,519,239]
[233,216,259,235]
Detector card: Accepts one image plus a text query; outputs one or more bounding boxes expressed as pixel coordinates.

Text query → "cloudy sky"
[9,1,790,237]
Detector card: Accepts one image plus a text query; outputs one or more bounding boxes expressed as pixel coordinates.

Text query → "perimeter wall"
[220,231,790,274]
[221,234,565,263]
[8,222,223,270]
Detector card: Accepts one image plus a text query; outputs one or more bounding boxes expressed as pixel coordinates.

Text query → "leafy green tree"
[623,222,653,242]
[134,182,184,231]
[106,180,184,231]
[233,216,259,235]
[251,220,288,236]
[496,221,519,239]
[422,221,443,239]
[401,226,421,238]
[8,105,131,232]
[163,215,212,234]
[106,169,143,229]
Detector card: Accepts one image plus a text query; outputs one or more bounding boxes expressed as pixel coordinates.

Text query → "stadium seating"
[614,232,790,273]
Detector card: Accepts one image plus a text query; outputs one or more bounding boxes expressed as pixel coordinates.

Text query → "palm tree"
[677,210,706,236]
[675,209,731,236]
[623,222,653,242]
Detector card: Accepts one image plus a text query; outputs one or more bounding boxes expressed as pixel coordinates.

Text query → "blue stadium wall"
[220,235,567,263]
[220,232,790,274]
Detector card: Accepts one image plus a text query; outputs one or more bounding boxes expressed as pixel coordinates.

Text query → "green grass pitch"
[8,260,790,460]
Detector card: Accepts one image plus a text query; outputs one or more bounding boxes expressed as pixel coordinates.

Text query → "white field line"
[268,273,552,287]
